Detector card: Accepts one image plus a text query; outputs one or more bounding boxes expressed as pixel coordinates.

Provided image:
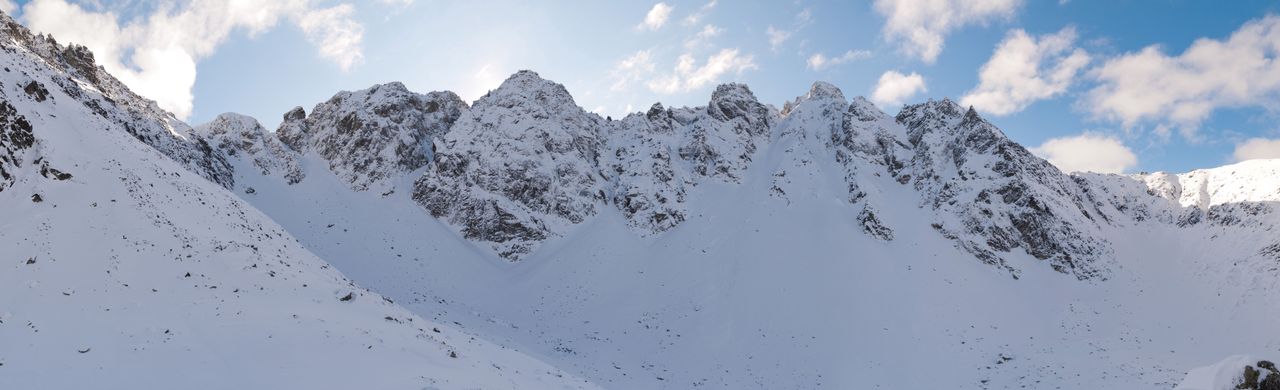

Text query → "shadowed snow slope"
[0,12,597,390]
[202,70,1280,389]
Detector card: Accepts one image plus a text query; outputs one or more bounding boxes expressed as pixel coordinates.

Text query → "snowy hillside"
[190,67,1280,389]
[5,6,1280,388]
[0,12,597,390]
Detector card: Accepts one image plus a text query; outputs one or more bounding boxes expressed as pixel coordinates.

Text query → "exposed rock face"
[606,103,691,233]
[199,67,1280,283]
[1234,360,1280,390]
[897,99,1112,280]
[412,71,606,260]
[195,113,304,185]
[681,83,775,182]
[277,82,466,191]
[605,84,773,234]
[0,100,34,192]
[769,83,910,239]
[251,73,1122,278]
[0,14,233,189]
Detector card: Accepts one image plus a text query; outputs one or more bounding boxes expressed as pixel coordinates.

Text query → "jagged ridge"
[204,69,1152,279]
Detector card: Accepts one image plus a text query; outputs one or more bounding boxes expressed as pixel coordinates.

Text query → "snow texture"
[6,7,1280,388]
[203,68,1280,389]
[0,12,597,390]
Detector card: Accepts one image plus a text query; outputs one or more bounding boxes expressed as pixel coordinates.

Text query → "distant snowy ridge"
[223,73,1099,279]
[197,67,1280,281]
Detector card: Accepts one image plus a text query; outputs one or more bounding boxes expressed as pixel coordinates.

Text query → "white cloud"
[0,0,16,14]
[609,50,656,92]
[638,3,673,31]
[1233,138,1280,162]
[766,26,791,52]
[764,9,812,53]
[683,24,722,50]
[647,48,756,94]
[21,0,364,120]
[795,8,812,25]
[873,0,1021,63]
[806,50,871,70]
[682,0,717,26]
[1030,133,1138,174]
[871,70,926,107]
[1085,15,1280,138]
[295,4,363,72]
[961,27,1090,116]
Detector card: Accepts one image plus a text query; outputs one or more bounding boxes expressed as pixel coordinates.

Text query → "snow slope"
[201,69,1280,389]
[0,12,597,390]
[1174,355,1280,390]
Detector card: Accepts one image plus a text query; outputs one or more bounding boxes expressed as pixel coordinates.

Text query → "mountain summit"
[4,8,1279,387]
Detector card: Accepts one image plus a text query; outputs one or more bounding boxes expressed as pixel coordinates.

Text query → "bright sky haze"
[5,0,1280,174]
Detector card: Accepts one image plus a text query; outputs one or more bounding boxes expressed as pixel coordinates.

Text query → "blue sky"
[6,0,1280,173]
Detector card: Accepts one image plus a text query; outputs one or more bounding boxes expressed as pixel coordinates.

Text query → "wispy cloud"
[681,0,717,26]
[764,8,813,53]
[638,2,673,31]
[806,50,872,70]
[647,48,757,94]
[766,26,791,52]
[609,50,656,92]
[683,24,723,50]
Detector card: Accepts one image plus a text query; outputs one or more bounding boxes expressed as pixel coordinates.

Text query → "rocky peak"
[199,112,260,136]
[707,83,770,125]
[777,82,850,141]
[800,81,846,103]
[645,102,667,120]
[847,96,889,123]
[275,82,466,191]
[781,82,847,117]
[896,98,966,147]
[479,70,580,114]
[412,71,606,260]
[196,113,304,186]
[283,106,306,122]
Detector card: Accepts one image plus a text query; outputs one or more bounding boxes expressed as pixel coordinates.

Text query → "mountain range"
[2,11,1277,389]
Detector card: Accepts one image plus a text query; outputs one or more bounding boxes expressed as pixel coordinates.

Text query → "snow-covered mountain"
[5,7,1280,388]
[0,12,597,390]
[184,67,1280,389]
[277,82,466,192]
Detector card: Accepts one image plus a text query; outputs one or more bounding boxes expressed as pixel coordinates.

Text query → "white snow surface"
[0,14,597,390]
[210,72,1280,388]
[4,9,1280,388]
[1174,355,1277,390]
